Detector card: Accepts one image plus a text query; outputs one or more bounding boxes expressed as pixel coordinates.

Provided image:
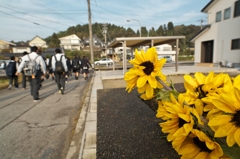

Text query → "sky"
[0,0,210,42]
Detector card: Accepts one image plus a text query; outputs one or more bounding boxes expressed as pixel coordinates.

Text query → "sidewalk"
[70,66,239,159]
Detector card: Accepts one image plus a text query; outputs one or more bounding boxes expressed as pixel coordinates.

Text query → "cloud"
[0,0,209,41]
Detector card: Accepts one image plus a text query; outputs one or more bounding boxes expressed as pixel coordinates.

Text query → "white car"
[158,56,172,63]
[163,56,172,63]
[94,58,113,65]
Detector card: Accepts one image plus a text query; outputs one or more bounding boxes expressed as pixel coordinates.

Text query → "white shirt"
[17,52,46,74]
[51,53,68,72]
[45,58,50,66]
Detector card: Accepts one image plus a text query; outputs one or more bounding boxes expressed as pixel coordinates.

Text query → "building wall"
[194,0,240,65]
[59,34,81,50]
[29,36,48,48]
[141,44,176,61]
[60,34,81,44]
[12,47,31,53]
[0,41,14,50]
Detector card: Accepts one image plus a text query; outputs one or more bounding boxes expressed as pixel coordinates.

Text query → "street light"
[126,19,142,37]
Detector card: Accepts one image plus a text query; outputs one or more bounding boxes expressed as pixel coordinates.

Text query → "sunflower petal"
[208,115,232,126]
[234,128,240,146]
[137,76,147,88]
[214,123,234,137]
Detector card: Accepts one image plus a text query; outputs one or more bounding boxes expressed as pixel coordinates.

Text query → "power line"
[26,0,83,23]
[0,11,60,31]
[0,5,70,27]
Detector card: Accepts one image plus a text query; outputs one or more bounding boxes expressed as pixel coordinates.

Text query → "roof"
[0,40,16,46]
[190,25,211,42]
[201,0,216,13]
[13,42,30,47]
[107,36,185,48]
[29,35,45,42]
[59,34,80,40]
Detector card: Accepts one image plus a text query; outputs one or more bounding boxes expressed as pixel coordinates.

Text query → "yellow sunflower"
[208,79,240,147]
[183,72,229,100]
[178,129,224,159]
[124,47,166,98]
[157,94,203,151]
[183,72,231,113]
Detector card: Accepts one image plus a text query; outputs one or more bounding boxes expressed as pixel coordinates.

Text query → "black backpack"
[6,62,16,77]
[72,58,80,69]
[54,55,64,74]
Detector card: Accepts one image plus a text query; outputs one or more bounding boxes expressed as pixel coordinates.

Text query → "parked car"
[94,58,113,65]
[158,56,172,63]
[164,56,172,63]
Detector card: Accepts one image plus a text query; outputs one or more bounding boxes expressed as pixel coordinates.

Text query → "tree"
[163,24,167,36]
[167,22,174,36]
[156,25,163,36]
[126,28,136,37]
[49,33,60,47]
[141,27,148,37]
[149,27,157,36]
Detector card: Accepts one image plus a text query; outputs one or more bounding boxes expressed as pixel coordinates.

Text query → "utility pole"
[102,23,108,56]
[87,0,94,64]
[102,23,108,67]
[198,19,204,29]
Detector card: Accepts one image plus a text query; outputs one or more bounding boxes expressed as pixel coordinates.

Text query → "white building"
[113,47,132,55]
[190,0,240,67]
[140,44,176,61]
[29,36,48,48]
[59,34,82,50]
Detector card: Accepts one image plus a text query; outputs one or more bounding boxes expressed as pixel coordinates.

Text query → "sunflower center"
[140,61,154,75]
[178,118,187,128]
[230,110,240,127]
[193,137,212,153]
[196,85,207,99]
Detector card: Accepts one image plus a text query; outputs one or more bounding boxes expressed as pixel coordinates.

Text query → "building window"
[224,7,231,20]
[234,0,240,17]
[231,38,240,50]
[216,11,222,22]
[163,47,171,51]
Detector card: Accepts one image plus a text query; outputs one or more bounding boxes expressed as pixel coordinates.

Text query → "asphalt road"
[0,73,92,159]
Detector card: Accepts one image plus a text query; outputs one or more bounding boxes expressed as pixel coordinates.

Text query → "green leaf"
[220,142,240,159]
[155,89,180,102]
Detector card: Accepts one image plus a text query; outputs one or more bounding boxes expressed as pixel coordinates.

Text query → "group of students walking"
[6,46,92,102]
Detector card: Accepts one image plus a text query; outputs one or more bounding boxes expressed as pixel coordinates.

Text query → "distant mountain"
[45,22,201,50]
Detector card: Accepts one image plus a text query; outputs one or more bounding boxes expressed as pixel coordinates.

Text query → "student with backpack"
[16,46,46,102]
[6,56,18,90]
[72,55,81,80]
[81,56,92,80]
[51,48,68,95]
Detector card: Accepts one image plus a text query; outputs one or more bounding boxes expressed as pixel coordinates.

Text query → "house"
[0,40,16,53]
[29,36,48,48]
[59,34,82,50]
[12,42,30,53]
[112,46,132,56]
[83,35,103,48]
[190,0,240,67]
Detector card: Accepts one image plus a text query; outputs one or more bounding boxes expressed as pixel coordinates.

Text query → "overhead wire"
[0,5,70,27]
[26,0,85,24]
[0,11,60,31]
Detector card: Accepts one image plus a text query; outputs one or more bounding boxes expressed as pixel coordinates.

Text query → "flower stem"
[156,76,172,91]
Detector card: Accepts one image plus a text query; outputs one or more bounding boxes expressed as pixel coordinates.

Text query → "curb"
[66,72,95,159]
